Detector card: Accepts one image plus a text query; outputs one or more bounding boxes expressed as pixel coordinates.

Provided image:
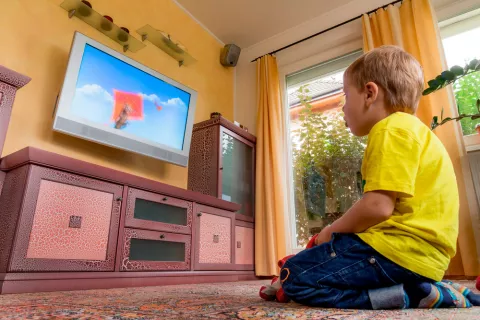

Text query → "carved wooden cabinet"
[188,116,256,222]
[0,165,123,272]
[193,204,235,270]
[0,65,30,156]
[121,228,191,271]
[0,147,255,294]
[235,222,255,270]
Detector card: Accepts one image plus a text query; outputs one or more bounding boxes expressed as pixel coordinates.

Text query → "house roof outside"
[288,72,344,107]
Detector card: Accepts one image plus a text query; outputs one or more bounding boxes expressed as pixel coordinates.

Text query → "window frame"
[439,8,480,150]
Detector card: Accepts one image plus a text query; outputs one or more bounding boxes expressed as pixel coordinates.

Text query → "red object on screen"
[112,90,143,121]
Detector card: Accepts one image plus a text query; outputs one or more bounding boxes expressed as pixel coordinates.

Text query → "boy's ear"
[364,82,379,107]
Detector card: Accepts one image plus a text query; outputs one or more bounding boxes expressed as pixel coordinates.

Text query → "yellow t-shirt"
[357,112,459,281]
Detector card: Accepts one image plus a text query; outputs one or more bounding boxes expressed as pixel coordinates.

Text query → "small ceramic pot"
[78,0,92,17]
[118,27,129,42]
[101,15,113,31]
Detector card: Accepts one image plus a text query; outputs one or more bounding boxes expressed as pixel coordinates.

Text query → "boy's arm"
[315,190,396,245]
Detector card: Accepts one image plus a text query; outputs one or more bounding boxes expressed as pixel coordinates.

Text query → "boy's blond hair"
[345,45,424,114]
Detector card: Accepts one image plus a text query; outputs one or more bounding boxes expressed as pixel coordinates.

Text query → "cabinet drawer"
[125,188,192,234]
[235,226,254,270]
[193,204,234,270]
[121,228,191,271]
[9,165,122,272]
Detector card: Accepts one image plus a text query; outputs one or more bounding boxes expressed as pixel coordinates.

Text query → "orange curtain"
[362,0,479,277]
[255,55,288,276]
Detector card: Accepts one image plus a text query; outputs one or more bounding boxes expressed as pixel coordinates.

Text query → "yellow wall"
[0,0,233,188]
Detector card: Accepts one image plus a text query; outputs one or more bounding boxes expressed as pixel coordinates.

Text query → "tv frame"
[53,32,198,167]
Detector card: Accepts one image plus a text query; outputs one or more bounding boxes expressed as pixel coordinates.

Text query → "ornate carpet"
[0,280,478,319]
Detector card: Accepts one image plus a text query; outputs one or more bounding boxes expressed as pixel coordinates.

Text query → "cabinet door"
[9,165,123,272]
[219,127,255,222]
[235,223,254,270]
[193,204,235,270]
[121,228,191,271]
[125,188,192,234]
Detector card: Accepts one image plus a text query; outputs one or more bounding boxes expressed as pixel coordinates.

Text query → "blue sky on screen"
[70,44,191,150]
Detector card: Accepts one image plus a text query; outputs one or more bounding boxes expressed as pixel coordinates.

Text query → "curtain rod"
[251,0,403,63]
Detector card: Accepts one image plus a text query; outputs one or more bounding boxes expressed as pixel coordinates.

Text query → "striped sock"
[405,282,471,308]
[444,281,480,306]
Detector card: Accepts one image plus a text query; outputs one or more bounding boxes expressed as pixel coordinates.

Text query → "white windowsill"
[464,134,480,152]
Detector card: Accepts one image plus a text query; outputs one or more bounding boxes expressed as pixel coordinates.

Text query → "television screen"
[54,32,198,167]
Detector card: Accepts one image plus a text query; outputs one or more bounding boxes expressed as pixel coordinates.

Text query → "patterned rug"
[0,280,478,319]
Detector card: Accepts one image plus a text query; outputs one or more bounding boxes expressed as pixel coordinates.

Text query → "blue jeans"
[281,233,431,309]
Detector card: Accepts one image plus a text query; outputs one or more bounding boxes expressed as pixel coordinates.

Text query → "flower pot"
[101,15,113,31]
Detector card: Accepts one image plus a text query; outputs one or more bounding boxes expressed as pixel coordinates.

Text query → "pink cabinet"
[193,204,234,270]
[235,223,254,270]
[0,65,30,157]
[5,165,123,272]
[125,188,192,234]
[121,228,191,271]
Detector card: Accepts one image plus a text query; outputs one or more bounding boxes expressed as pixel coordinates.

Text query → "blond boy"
[280,46,479,309]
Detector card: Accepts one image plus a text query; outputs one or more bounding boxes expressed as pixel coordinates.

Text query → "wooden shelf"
[137,25,196,67]
[60,0,145,53]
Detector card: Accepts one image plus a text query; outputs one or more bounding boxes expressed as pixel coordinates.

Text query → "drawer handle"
[160,234,165,239]
[213,234,219,243]
[197,213,202,217]
[237,241,242,249]
[163,197,168,201]
[69,215,82,229]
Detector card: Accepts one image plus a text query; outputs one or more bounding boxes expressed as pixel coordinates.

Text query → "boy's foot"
[444,281,480,306]
[404,282,471,308]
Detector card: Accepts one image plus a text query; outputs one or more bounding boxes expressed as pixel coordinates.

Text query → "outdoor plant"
[291,85,366,245]
[424,58,480,133]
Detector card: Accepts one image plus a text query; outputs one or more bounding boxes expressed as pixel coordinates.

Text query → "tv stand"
[0,147,256,294]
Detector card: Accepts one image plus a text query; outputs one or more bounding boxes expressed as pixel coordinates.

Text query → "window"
[286,51,366,248]
[440,10,480,137]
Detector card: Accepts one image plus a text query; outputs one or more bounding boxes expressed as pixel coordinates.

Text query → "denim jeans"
[281,233,430,309]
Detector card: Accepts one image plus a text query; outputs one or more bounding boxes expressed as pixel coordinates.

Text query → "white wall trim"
[171,0,225,46]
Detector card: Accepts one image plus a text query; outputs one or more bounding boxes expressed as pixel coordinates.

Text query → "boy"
[280,46,480,309]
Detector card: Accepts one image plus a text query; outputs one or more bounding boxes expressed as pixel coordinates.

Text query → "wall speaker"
[220,44,241,67]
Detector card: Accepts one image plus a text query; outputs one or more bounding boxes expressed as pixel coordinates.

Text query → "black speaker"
[220,44,241,67]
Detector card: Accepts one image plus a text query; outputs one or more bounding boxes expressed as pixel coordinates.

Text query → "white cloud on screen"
[77,84,114,103]
[140,93,160,103]
[140,93,187,109]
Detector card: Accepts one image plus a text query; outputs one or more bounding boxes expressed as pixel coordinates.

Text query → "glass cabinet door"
[220,129,255,217]
[125,188,192,235]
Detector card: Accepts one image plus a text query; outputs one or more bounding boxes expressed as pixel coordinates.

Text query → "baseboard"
[1,271,260,294]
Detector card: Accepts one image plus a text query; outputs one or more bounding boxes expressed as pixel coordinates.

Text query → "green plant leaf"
[423,87,436,96]
[441,71,455,81]
[428,79,440,89]
[451,65,464,76]
[469,59,479,71]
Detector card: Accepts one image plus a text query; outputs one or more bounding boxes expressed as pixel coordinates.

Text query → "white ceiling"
[174,0,480,50]
[174,0,354,48]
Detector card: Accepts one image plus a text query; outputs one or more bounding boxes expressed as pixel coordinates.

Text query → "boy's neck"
[366,105,395,135]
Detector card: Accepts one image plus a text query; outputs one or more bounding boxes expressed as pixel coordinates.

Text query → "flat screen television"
[53,32,198,167]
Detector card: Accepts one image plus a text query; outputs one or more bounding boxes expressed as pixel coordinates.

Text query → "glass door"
[286,51,366,248]
[219,128,255,218]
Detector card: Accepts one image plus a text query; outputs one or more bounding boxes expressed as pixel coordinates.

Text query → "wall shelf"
[60,0,145,53]
[137,25,196,67]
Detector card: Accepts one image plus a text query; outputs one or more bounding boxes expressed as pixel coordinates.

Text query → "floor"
[0,280,478,319]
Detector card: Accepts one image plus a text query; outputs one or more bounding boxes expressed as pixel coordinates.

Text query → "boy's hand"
[315,225,333,246]
[313,190,396,246]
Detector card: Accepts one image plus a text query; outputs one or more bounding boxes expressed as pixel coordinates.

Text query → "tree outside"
[290,85,366,247]
[453,72,480,135]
